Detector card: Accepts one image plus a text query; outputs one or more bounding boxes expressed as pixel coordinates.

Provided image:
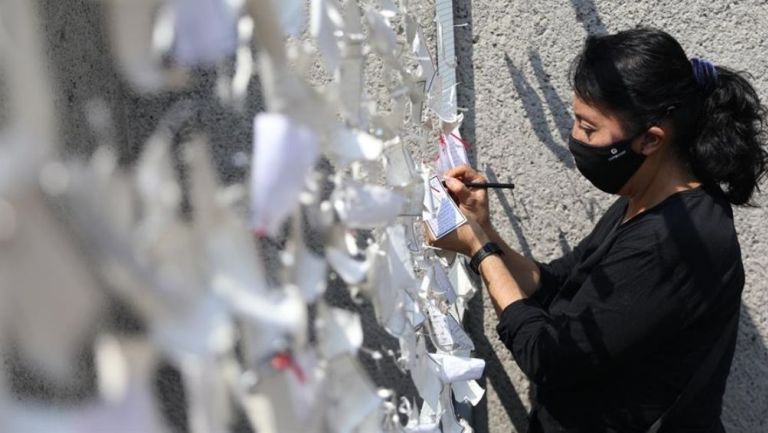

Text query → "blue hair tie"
[690,57,719,92]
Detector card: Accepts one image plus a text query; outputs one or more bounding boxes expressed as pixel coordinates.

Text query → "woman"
[432,28,767,432]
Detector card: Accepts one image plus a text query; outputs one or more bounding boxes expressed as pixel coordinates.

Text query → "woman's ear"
[639,125,665,156]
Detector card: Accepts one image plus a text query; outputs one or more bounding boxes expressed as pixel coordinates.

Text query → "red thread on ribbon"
[436,132,472,163]
[438,132,472,150]
[271,352,306,383]
[449,132,472,149]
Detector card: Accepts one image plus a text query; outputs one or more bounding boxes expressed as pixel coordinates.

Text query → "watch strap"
[469,242,503,274]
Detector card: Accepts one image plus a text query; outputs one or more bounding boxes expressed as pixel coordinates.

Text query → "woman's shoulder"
[617,184,739,263]
[648,184,734,239]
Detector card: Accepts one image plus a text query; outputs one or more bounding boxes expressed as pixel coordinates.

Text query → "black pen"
[442,180,515,190]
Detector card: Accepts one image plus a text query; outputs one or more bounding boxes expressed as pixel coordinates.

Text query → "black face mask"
[568,133,646,194]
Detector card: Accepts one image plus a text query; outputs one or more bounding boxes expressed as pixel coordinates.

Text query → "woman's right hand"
[442,164,493,232]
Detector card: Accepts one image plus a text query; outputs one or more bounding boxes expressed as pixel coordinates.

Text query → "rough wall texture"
[36,0,768,432]
[458,1,768,432]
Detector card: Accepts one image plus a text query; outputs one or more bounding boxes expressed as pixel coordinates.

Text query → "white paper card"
[310,0,343,73]
[172,0,238,66]
[454,259,476,299]
[318,304,363,359]
[333,181,405,229]
[451,380,485,406]
[446,311,475,353]
[436,130,470,176]
[271,0,305,36]
[406,14,436,92]
[326,246,368,285]
[326,356,382,433]
[431,262,457,304]
[294,247,327,303]
[433,0,459,123]
[364,7,397,59]
[408,339,442,410]
[427,353,485,383]
[440,385,470,433]
[426,302,474,353]
[331,129,384,167]
[422,175,466,240]
[426,302,454,349]
[384,140,418,187]
[405,423,441,433]
[384,225,419,295]
[250,113,319,237]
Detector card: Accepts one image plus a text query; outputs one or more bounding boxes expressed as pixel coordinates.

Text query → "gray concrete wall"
[457,1,768,432]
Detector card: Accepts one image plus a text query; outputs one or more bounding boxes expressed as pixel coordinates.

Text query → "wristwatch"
[469,242,503,275]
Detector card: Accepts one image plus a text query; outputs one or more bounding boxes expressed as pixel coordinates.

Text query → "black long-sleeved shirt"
[496,184,743,433]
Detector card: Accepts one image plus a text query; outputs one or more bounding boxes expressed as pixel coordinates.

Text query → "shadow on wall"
[504,48,608,224]
[486,165,533,259]
[453,1,535,431]
[723,306,768,431]
[569,0,607,34]
[528,50,572,144]
[506,49,610,225]
[504,53,574,170]
[468,164,546,433]
[454,0,477,167]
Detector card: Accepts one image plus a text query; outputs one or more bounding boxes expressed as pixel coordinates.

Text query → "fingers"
[444,164,488,183]
[443,176,471,203]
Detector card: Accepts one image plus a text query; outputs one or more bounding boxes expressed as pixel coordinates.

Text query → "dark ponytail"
[692,67,768,205]
[570,27,768,205]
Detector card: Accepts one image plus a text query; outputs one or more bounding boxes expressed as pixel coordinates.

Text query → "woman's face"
[568,94,659,195]
[570,95,633,146]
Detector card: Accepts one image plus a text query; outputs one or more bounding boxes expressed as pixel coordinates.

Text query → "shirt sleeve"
[497,229,685,390]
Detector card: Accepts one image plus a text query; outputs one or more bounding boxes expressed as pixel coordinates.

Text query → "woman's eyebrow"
[574,112,599,126]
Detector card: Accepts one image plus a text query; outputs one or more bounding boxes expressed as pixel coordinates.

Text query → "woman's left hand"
[425,217,490,257]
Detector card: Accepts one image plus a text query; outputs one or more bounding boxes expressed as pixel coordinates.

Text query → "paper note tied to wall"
[423,175,466,240]
[436,128,470,176]
[250,113,319,237]
[172,0,239,66]
[432,0,459,123]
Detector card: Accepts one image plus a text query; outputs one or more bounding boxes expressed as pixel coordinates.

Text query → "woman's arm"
[483,224,542,298]
[440,165,543,298]
[477,247,529,317]
[441,166,605,307]
[431,221,528,316]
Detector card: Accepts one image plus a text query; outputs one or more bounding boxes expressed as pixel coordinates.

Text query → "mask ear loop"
[636,104,678,152]
[639,104,679,137]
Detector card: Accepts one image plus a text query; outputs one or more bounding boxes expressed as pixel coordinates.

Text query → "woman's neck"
[623,155,701,223]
